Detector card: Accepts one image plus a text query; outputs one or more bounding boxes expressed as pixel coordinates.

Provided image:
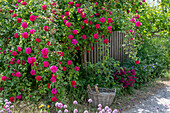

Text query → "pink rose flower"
[43,61,49,67]
[50,66,58,73]
[30,70,36,75]
[36,76,41,81]
[81,13,86,18]
[29,15,35,22]
[66,22,71,27]
[77,8,83,13]
[25,47,32,54]
[2,76,7,81]
[21,22,28,29]
[104,39,109,44]
[17,47,22,52]
[107,18,112,23]
[42,5,47,10]
[71,39,77,45]
[130,18,135,23]
[89,21,93,25]
[42,48,49,55]
[75,3,80,7]
[68,35,73,40]
[50,77,56,83]
[136,21,141,27]
[60,52,64,56]
[82,35,87,39]
[22,2,27,5]
[22,32,28,38]
[12,51,17,56]
[51,88,57,95]
[27,57,35,64]
[94,33,99,39]
[17,18,22,23]
[14,33,19,38]
[35,37,41,43]
[74,66,79,71]
[16,59,20,64]
[42,54,48,59]
[29,29,35,34]
[12,13,17,18]
[67,60,72,65]
[100,17,105,23]
[16,72,21,77]
[107,26,112,30]
[65,11,69,16]
[72,30,77,35]
[84,19,88,24]
[44,26,49,31]
[130,29,135,35]
[95,24,100,29]
[17,0,21,3]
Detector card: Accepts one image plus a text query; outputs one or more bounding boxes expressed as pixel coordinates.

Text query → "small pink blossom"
[22,2,27,5]
[17,18,22,23]
[42,5,47,10]
[30,70,36,75]
[71,39,77,45]
[68,35,73,40]
[130,18,135,23]
[42,48,49,55]
[22,32,29,38]
[17,47,22,52]
[14,33,19,38]
[136,21,141,27]
[12,51,17,56]
[16,59,20,64]
[107,26,112,30]
[50,66,58,73]
[29,15,35,21]
[100,17,105,23]
[50,77,56,83]
[29,29,35,34]
[72,30,78,35]
[25,47,32,54]
[74,66,79,71]
[12,13,17,18]
[66,22,71,27]
[82,35,87,39]
[16,72,21,77]
[67,60,72,65]
[43,61,49,67]
[21,22,28,29]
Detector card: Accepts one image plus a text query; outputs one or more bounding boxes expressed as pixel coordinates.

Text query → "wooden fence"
[86,31,127,64]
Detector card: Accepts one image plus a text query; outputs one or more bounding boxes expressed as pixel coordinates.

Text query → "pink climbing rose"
[42,48,49,55]
[71,39,77,45]
[136,21,141,27]
[50,66,58,73]
[43,61,49,67]
[22,32,28,38]
[100,17,105,23]
[21,22,28,29]
[25,47,32,54]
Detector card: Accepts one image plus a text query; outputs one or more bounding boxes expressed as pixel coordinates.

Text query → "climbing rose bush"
[0,0,118,105]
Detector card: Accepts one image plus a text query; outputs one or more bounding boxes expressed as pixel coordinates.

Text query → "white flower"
[73,100,78,105]
[84,110,88,113]
[64,109,68,113]
[98,104,102,108]
[88,99,92,103]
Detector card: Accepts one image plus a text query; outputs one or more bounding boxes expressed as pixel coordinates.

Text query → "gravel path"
[123,82,170,113]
